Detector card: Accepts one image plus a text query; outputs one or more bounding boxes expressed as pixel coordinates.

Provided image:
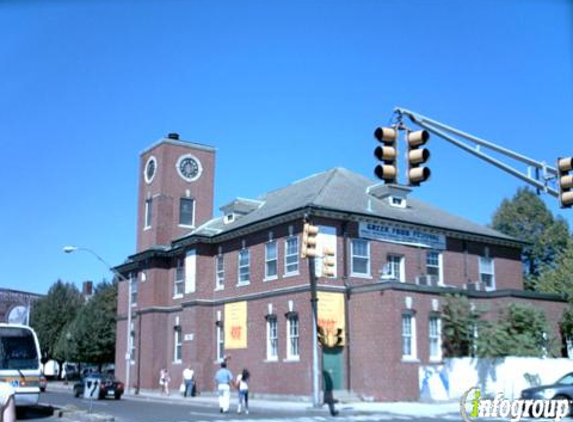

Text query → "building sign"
[224,301,247,349]
[317,292,345,346]
[359,222,446,250]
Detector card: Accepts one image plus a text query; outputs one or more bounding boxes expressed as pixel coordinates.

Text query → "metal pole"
[125,275,132,395]
[308,256,320,408]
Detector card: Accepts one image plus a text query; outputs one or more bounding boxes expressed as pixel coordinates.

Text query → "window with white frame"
[479,256,495,290]
[215,254,224,290]
[174,326,182,362]
[287,314,300,360]
[238,248,250,285]
[429,315,442,361]
[144,198,152,229]
[351,239,370,276]
[284,236,299,275]
[130,278,138,305]
[401,312,417,360]
[179,198,195,227]
[265,240,278,279]
[388,254,404,282]
[426,251,441,283]
[266,317,278,360]
[174,258,185,296]
[216,322,224,362]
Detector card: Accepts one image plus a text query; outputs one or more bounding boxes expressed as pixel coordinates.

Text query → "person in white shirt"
[0,382,16,422]
[182,366,195,397]
[236,368,250,414]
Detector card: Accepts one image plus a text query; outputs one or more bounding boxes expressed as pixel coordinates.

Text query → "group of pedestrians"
[214,361,250,414]
[158,366,196,397]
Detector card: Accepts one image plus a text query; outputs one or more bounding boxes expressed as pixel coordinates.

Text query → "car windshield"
[556,373,573,385]
[0,327,39,370]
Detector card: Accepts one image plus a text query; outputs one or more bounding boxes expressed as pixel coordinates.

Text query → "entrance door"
[322,347,344,390]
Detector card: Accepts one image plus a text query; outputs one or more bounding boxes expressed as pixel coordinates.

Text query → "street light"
[63,245,133,395]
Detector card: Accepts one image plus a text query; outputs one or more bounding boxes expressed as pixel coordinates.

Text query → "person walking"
[214,361,233,413]
[323,370,339,416]
[235,368,250,414]
[182,366,195,397]
[159,368,171,395]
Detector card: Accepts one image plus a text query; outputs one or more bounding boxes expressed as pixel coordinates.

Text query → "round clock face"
[177,154,202,181]
[144,156,157,184]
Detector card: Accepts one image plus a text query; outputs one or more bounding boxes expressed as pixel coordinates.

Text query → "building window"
[179,198,195,227]
[130,278,138,306]
[174,259,184,297]
[284,236,299,275]
[426,251,441,284]
[429,316,442,361]
[266,317,278,361]
[144,198,152,229]
[351,239,370,276]
[479,257,495,290]
[402,313,417,360]
[265,240,278,280]
[388,254,404,282]
[215,254,224,290]
[287,314,300,360]
[216,323,224,362]
[174,327,182,363]
[238,248,250,285]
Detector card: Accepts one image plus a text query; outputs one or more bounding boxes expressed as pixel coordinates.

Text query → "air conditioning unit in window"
[465,282,483,291]
[416,275,439,286]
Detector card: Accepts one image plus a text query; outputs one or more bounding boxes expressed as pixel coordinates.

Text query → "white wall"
[420,357,573,401]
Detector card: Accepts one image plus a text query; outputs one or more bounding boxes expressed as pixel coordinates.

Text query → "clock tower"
[136,133,215,252]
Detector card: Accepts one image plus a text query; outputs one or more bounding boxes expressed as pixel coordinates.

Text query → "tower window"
[179,198,195,227]
[144,198,153,229]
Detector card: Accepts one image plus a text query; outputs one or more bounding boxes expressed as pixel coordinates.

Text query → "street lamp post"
[63,246,133,395]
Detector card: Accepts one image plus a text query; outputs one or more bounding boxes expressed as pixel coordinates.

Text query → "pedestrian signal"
[374,127,398,184]
[407,129,430,186]
[557,157,573,208]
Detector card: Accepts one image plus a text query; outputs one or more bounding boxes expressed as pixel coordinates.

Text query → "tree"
[534,239,573,301]
[442,294,484,357]
[491,187,570,290]
[29,280,84,362]
[67,280,117,367]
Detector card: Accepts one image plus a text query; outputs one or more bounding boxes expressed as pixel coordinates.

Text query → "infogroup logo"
[459,387,570,422]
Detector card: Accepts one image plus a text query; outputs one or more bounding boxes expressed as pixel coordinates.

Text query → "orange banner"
[317,292,345,346]
[224,301,247,349]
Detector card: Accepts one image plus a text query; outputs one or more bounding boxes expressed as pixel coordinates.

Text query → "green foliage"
[442,296,556,358]
[67,281,118,365]
[441,294,485,357]
[29,280,84,361]
[534,239,573,301]
[560,307,573,340]
[491,188,570,289]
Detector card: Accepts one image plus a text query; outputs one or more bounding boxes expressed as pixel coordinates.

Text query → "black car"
[73,373,124,400]
[521,372,573,405]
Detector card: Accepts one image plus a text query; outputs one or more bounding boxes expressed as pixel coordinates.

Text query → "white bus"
[0,323,42,407]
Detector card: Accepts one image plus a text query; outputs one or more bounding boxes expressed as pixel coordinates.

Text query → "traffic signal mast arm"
[394,107,560,198]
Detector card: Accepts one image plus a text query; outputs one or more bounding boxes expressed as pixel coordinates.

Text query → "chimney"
[82,281,93,297]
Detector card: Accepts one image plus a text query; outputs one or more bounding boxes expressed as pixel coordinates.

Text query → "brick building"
[0,288,43,325]
[115,134,567,401]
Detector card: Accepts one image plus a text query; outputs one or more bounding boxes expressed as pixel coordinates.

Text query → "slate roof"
[184,167,517,243]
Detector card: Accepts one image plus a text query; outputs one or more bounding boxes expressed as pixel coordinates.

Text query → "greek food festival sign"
[359,222,446,250]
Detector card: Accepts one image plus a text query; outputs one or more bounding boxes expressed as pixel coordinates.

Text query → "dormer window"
[390,196,406,208]
[224,213,235,224]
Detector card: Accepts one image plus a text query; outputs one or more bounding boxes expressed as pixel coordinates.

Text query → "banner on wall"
[225,301,247,349]
[359,221,446,250]
[317,292,345,346]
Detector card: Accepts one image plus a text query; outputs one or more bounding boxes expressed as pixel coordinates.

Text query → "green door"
[322,347,344,390]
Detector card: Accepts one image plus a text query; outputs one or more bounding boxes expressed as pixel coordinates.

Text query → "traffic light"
[406,129,431,186]
[557,156,573,208]
[374,127,398,184]
[301,223,319,258]
[321,247,335,278]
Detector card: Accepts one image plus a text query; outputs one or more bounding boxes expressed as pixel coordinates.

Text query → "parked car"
[39,374,47,392]
[521,372,573,413]
[73,373,124,400]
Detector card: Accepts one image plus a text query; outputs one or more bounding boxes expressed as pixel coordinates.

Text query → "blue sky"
[1,0,572,294]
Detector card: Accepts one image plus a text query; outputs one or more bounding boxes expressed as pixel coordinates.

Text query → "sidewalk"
[47,381,460,418]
